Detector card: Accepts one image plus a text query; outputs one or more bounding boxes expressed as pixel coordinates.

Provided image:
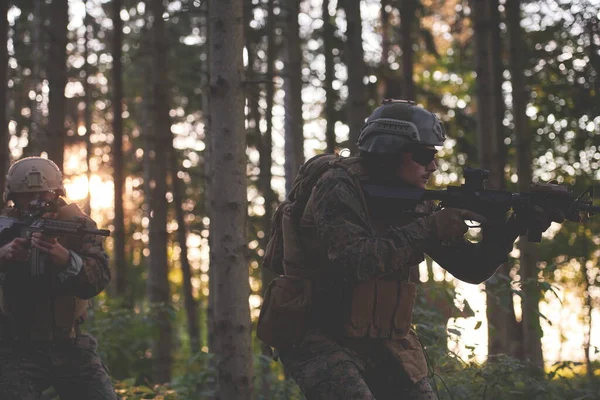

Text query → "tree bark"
[343,0,367,153]
[506,0,542,367]
[377,0,391,100]
[111,0,127,300]
[209,0,254,398]
[201,0,216,354]
[0,0,8,208]
[170,150,200,355]
[471,0,520,360]
[148,0,173,383]
[27,0,43,157]
[323,0,337,153]
[281,0,304,194]
[47,0,68,168]
[486,0,506,190]
[399,0,416,101]
[84,1,93,217]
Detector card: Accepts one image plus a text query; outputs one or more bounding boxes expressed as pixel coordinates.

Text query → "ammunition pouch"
[344,279,416,340]
[256,275,312,349]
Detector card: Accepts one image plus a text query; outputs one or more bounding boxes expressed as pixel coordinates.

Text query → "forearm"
[424,218,521,284]
[55,251,111,299]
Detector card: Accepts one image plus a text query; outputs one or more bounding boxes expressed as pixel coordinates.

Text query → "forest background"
[1,0,599,399]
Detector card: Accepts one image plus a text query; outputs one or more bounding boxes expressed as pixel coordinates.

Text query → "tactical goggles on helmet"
[404,146,437,166]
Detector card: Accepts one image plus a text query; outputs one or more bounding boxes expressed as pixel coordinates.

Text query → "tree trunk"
[377,0,391,100]
[399,0,416,101]
[281,0,304,194]
[111,0,127,300]
[209,0,254,398]
[147,0,173,383]
[47,0,68,168]
[486,0,506,191]
[28,0,43,157]
[343,0,367,153]
[84,1,93,216]
[0,0,8,208]
[170,150,200,355]
[506,0,542,367]
[202,0,216,354]
[323,0,336,153]
[471,0,520,360]
[244,0,261,152]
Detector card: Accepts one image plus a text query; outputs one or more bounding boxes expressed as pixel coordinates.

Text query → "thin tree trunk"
[47,0,68,168]
[399,0,415,101]
[84,1,93,216]
[344,0,367,153]
[472,0,520,360]
[112,0,127,300]
[148,0,172,383]
[581,221,593,379]
[506,0,542,367]
[486,0,506,191]
[170,150,200,355]
[256,1,277,394]
[28,0,43,157]
[209,0,254,398]
[377,0,390,100]
[281,0,304,194]
[323,0,336,153]
[244,0,261,151]
[199,0,215,355]
[0,0,8,208]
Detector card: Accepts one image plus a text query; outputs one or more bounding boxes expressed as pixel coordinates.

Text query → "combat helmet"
[357,99,446,154]
[3,157,66,202]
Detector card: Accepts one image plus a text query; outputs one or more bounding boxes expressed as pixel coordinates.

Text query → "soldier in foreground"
[0,157,117,399]
[258,100,564,399]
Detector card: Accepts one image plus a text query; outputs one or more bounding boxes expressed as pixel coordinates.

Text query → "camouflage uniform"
[279,159,518,399]
[0,201,116,400]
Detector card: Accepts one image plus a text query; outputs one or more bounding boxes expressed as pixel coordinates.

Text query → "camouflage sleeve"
[423,215,521,284]
[311,169,435,282]
[55,215,111,299]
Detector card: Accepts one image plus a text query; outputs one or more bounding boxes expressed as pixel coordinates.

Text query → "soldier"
[0,157,116,400]
[259,100,564,399]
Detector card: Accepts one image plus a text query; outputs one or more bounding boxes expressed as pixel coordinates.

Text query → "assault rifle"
[362,167,600,242]
[0,200,110,275]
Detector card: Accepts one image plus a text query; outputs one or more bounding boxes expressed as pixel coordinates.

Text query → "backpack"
[258,153,359,349]
[262,153,349,275]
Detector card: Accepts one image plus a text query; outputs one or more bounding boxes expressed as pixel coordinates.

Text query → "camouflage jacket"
[0,200,110,339]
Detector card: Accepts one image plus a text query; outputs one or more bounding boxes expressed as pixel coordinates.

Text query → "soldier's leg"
[49,334,117,400]
[364,359,438,400]
[280,331,375,400]
[0,344,50,400]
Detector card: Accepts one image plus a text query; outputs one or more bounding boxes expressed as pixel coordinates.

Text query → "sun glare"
[64,174,114,210]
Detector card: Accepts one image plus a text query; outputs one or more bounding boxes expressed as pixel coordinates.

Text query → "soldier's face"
[12,191,54,211]
[396,146,438,189]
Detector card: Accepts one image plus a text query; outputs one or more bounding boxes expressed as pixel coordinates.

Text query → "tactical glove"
[427,208,488,245]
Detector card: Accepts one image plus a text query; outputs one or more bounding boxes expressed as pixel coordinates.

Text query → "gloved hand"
[528,205,565,233]
[427,208,488,245]
[514,181,567,238]
[0,237,31,265]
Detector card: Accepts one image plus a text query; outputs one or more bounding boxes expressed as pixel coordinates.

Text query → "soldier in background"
[0,157,116,400]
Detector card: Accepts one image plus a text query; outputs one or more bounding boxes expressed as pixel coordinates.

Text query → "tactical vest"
[0,202,89,340]
[257,154,424,349]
